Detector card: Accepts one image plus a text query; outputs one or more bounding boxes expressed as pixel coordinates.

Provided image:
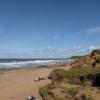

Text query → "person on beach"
[34,77,38,82]
[34,77,46,82]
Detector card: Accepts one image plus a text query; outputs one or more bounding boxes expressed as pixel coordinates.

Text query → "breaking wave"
[0,59,66,69]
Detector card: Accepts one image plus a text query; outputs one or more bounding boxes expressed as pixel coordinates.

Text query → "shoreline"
[0,61,70,73]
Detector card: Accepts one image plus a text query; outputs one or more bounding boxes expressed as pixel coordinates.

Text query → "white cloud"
[86,26,100,35]
[89,46,100,51]
[0,46,99,58]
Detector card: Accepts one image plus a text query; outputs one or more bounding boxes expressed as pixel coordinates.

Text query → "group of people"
[34,76,46,82]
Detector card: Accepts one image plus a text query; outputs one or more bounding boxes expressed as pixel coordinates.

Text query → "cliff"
[71,49,100,68]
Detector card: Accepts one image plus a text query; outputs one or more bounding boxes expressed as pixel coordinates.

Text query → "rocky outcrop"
[71,49,100,68]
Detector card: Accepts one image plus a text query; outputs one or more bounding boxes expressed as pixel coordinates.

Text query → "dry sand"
[0,67,52,100]
[0,65,71,100]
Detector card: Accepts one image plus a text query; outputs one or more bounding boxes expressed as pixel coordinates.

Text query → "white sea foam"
[0,60,64,69]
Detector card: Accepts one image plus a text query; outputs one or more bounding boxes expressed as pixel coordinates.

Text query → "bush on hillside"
[67,87,79,97]
[49,68,100,85]
[49,69,67,84]
[39,84,57,100]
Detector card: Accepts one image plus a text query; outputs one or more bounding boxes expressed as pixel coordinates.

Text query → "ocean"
[0,58,67,69]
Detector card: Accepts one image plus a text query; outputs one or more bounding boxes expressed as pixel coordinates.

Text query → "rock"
[27,96,35,100]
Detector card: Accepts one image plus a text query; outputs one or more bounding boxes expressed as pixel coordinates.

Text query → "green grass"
[49,69,67,84]
[49,67,100,85]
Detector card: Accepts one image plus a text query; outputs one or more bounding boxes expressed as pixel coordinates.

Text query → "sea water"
[0,58,67,69]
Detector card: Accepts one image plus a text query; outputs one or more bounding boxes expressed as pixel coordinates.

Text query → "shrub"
[49,69,67,84]
[83,95,93,100]
[67,87,79,97]
[39,84,57,100]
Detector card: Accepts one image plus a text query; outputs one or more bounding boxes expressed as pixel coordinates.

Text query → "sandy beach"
[0,67,53,100]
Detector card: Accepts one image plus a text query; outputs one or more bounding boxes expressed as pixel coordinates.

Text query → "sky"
[0,0,100,58]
